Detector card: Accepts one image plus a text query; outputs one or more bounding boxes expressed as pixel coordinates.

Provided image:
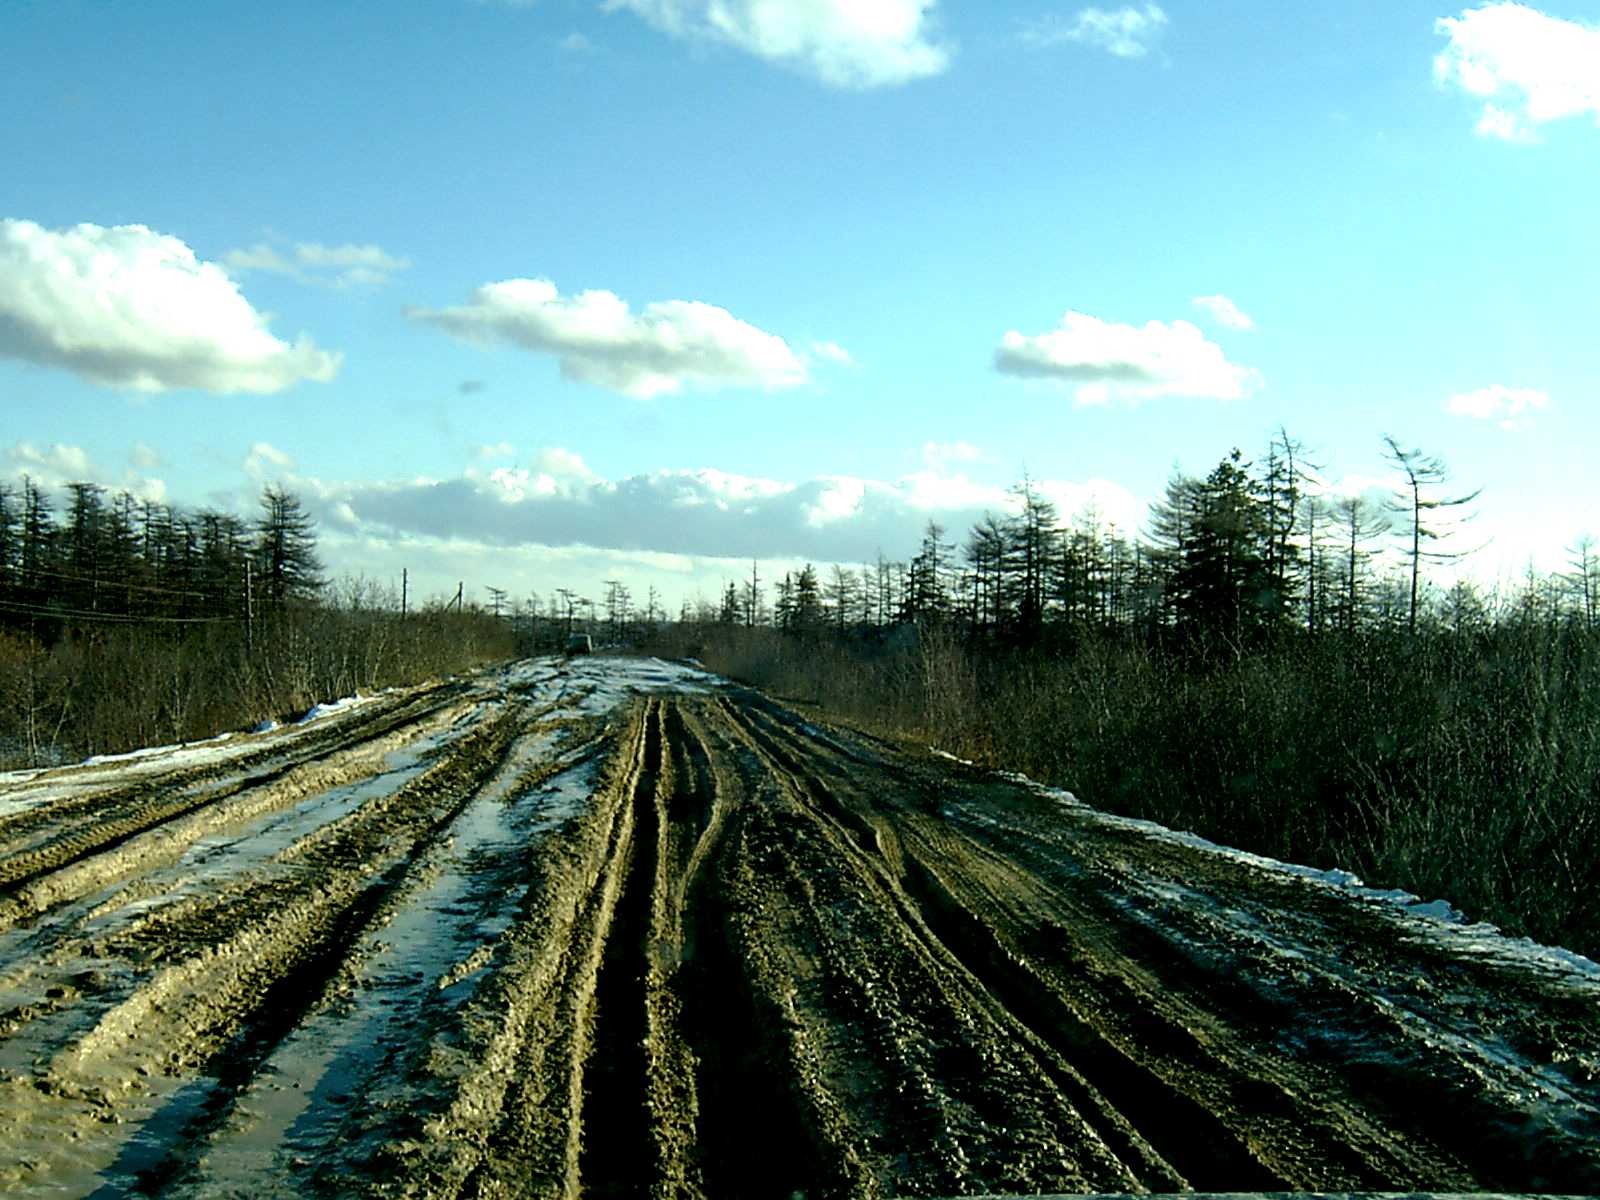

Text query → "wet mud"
[0,656,1595,1197]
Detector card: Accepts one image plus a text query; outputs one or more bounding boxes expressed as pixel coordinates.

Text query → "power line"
[16,565,218,600]
[0,601,240,630]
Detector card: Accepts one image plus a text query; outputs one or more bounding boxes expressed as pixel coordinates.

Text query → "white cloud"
[1191,293,1255,331]
[224,238,410,288]
[5,441,91,479]
[1444,383,1550,429]
[604,0,950,88]
[130,442,162,469]
[807,476,867,525]
[2,440,167,502]
[1036,478,1144,536]
[244,441,296,478]
[994,310,1262,404]
[407,277,809,398]
[309,447,1144,577]
[808,339,855,365]
[560,31,595,52]
[475,448,602,501]
[475,441,518,461]
[1021,4,1168,57]
[0,219,341,394]
[1435,3,1600,140]
[1475,101,1536,139]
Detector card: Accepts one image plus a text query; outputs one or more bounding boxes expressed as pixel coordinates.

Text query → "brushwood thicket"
[654,435,1600,960]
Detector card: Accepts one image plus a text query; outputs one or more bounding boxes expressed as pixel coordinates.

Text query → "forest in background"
[0,477,514,768]
[644,432,1600,961]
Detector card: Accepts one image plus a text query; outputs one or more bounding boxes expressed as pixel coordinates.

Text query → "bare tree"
[1566,536,1598,628]
[744,559,762,628]
[1333,494,1388,634]
[1382,436,1480,634]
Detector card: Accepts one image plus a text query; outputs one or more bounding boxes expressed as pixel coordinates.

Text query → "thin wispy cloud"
[604,0,951,88]
[921,440,982,469]
[1444,383,1550,430]
[994,310,1261,405]
[1435,3,1600,141]
[1020,4,1169,58]
[0,219,340,394]
[808,339,856,366]
[225,238,411,288]
[407,277,811,399]
[244,441,297,478]
[1191,294,1255,331]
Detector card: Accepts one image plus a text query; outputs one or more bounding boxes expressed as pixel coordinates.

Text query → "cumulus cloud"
[407,277,810,398]
[1021,4,1168,57]
[473,448,602,500]
[1191,293,1255,331]
[1435,3,1600,140]
[1444,383,1550,429]
[224,237,410,288]
[0,219,341,394]
[2,440,167,502]
[605,0,950,88]
[994,310,1262,404]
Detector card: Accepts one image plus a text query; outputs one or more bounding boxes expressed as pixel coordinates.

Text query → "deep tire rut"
[2,656,1596,1198]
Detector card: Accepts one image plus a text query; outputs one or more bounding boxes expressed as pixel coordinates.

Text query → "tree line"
[0,477,322,631]
[0,476,513,769]
[680,430,1590,645]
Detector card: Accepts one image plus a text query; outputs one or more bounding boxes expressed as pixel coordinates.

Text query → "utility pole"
[454,581,464,613]
[245,559,254,653]
[401,567,407,619]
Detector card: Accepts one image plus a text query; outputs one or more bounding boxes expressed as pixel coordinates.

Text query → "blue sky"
[3,0,1597,611]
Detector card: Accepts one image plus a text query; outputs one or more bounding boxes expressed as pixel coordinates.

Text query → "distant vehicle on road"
[564,633,594,655]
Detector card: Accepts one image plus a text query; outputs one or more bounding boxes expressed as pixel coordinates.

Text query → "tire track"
[2,657,1595,1197]
[0,696,523,1196]
[706,697,1153,1196]
[0,685,468,910]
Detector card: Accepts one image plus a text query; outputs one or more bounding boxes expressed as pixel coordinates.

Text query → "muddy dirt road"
[0,656,1596,1198]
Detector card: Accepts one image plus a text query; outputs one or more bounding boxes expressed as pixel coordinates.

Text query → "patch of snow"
[295,693,377,724]
[991,767,1600,986]
[81,731,235,767]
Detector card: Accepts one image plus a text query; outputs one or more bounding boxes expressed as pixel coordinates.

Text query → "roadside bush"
[678,619,1600,962]
[0,596,517,770]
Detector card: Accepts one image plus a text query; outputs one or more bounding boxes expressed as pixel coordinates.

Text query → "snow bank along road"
[0,656,1596,1198]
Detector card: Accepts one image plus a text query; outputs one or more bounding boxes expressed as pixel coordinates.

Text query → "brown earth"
[0,656,1595,1198]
